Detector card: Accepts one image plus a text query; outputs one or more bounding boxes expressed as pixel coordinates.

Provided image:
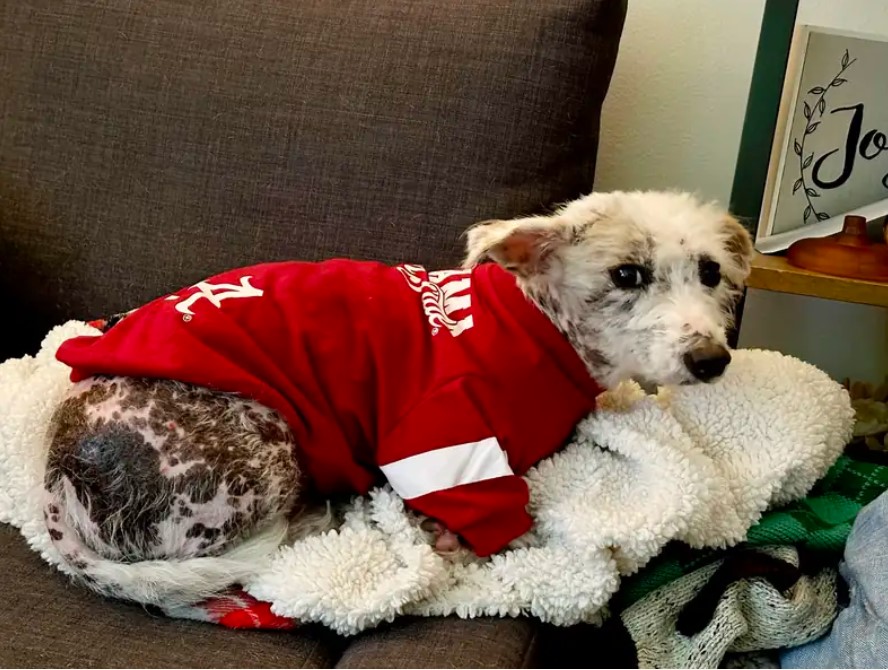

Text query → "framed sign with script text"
[756,25,888,252]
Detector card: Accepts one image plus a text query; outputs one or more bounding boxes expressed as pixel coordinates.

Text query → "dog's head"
[463,191,754,389]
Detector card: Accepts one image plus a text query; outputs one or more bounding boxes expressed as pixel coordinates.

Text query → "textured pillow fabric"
[0,0,625,358]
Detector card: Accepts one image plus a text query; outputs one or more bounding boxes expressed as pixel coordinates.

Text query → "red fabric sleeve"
[378,377,533,556]
[408,477,532,556]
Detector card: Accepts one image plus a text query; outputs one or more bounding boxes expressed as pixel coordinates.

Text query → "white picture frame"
[756,25,888,252]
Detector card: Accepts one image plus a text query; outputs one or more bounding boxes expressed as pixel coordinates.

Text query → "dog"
[41,190,753,607]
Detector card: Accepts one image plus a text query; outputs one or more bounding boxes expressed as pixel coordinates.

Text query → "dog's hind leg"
[42,376,301,607]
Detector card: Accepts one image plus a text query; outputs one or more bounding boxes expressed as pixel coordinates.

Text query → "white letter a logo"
[173,276,264,316]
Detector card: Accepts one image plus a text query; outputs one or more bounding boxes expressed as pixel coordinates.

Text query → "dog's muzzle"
[683,341,731,382]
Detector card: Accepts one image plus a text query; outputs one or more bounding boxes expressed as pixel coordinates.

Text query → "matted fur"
[42,190,753,607]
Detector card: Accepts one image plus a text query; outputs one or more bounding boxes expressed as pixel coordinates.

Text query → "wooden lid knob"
[842,215,868,237]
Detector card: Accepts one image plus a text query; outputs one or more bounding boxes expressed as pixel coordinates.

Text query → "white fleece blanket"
[0,322,854,636]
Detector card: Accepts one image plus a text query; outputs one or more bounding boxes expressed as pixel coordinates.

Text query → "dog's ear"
[462,216,569,276]
[721,215,754,279]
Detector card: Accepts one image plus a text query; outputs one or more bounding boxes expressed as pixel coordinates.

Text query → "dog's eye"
[609,264,651,289]
[699,259,722,288]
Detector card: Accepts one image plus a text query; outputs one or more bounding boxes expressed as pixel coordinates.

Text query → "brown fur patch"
[722,216,754,274]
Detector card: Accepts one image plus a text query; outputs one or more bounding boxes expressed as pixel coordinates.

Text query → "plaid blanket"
[614,450,888,610]
[161,590,297,630]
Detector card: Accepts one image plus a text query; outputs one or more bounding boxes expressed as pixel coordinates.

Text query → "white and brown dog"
[42,190,753,607]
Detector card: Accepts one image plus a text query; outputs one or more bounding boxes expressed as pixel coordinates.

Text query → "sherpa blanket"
[0,321,854,636]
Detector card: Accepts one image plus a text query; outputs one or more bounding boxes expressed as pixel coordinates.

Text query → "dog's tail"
[43,480,287,607]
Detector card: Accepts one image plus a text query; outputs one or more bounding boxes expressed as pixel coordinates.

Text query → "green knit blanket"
[615,452,888,610]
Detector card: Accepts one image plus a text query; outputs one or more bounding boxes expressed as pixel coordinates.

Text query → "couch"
[0,0,626,666]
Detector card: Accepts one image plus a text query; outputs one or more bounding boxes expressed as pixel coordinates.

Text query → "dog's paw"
[419,518,476,560]
[596,380,648,413]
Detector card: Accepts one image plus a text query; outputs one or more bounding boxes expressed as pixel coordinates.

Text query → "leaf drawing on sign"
[792,48,857,224]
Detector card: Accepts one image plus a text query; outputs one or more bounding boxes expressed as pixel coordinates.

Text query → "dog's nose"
[683,342,731,382]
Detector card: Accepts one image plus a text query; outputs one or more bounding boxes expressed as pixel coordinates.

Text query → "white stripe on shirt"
[380,437,512,500]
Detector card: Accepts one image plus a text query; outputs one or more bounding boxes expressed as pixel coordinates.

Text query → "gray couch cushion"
[0,0,624,358]
[1,519,546,668]
[335,617,539,668]
[0,525,345,668]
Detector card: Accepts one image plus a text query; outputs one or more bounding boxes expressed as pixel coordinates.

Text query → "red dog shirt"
[56,260,602,556]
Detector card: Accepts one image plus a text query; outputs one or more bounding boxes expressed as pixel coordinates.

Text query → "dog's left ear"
[721,215,754,278]
[462,216,570,276]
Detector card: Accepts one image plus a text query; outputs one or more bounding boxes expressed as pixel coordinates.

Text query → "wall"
[595,0,765,203]
[596,0,888,383]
